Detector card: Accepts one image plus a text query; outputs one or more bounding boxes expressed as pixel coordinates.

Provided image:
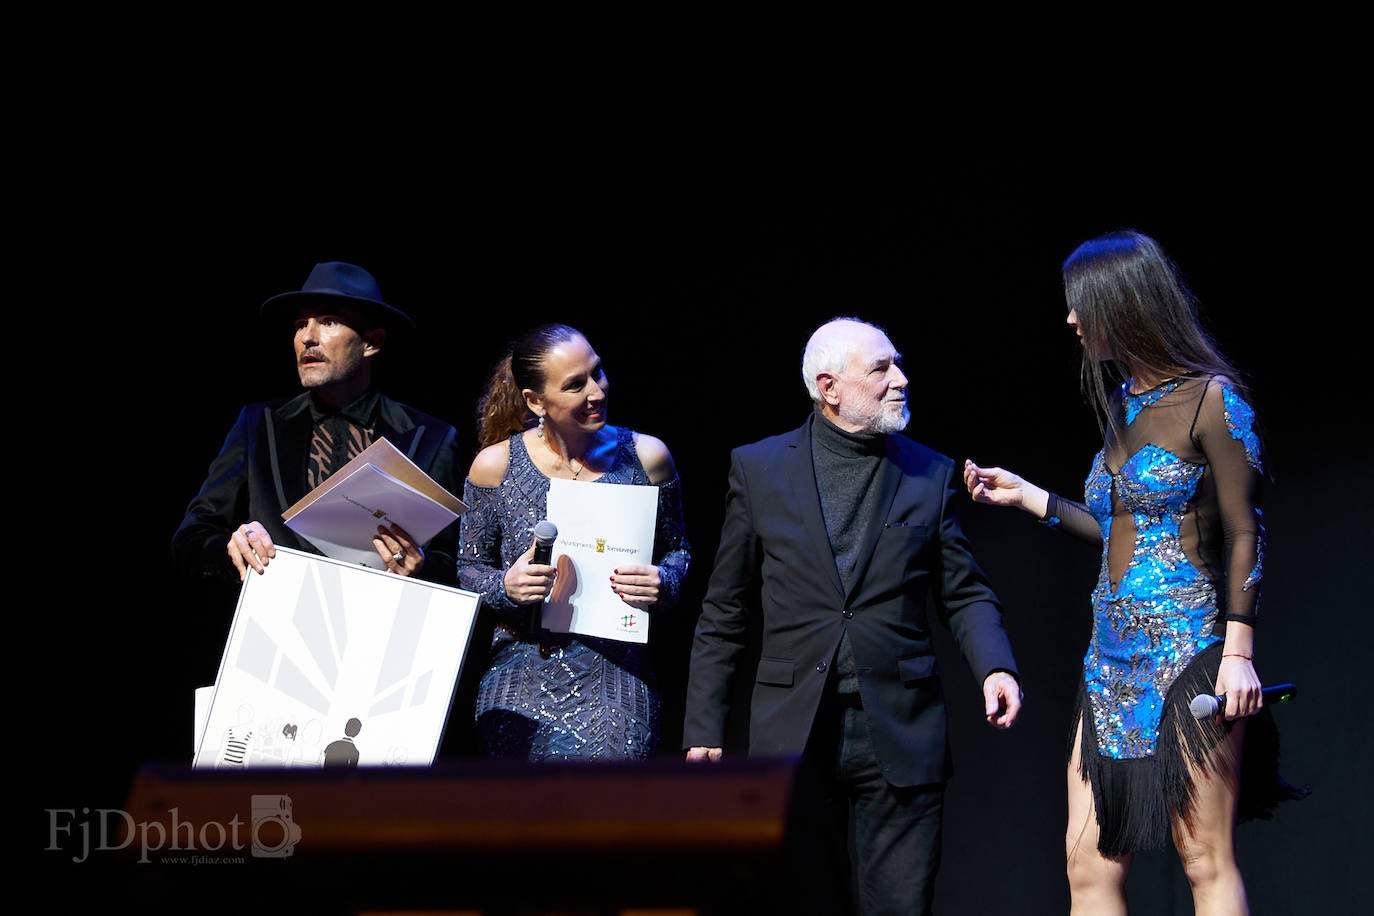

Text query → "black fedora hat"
[259,262,415,330]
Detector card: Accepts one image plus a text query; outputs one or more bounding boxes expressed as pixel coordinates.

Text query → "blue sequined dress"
[457,427,690,761]
[1041,374,1303,854]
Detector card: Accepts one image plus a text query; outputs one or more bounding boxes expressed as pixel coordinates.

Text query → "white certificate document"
[539,479,659,644]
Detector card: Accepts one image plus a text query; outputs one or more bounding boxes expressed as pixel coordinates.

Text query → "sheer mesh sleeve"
[1041,490,1103,544]
[651,475,691,611]
[1196,380,1265,626]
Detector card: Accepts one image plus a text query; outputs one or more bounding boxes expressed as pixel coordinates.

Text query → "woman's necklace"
[545,435,586,479]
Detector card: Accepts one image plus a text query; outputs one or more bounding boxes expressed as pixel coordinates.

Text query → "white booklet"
[537,478,659,644]
[283,437,467,570]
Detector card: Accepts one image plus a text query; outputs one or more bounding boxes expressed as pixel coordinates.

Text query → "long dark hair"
[474,323,584,448]
[1064,230,1247,438]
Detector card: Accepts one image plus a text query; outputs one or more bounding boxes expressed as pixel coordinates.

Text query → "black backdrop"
[32,153,1367,912]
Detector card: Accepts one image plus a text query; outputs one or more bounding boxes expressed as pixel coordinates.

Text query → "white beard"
[838,400,910,435]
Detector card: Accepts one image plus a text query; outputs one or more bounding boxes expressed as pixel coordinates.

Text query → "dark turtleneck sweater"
[810,410,888,698]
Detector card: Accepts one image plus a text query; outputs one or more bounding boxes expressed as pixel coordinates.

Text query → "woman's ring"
[393,552,405,562]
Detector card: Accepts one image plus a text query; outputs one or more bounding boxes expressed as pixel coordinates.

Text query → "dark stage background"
[33,155,1367,912]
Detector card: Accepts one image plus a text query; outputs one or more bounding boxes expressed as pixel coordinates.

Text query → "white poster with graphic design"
[539,479,658,644]
[192,546,480,770]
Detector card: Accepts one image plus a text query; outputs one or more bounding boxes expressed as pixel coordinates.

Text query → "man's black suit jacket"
[172,390,465,587]
[683,414,1018,787]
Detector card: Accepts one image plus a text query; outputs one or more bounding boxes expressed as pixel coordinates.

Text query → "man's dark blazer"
[172,390,466,587]
[683,413,1018,787]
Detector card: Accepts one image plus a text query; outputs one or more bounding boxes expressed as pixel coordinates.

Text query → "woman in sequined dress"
[457,323,690,761]
[962,231,1304,915]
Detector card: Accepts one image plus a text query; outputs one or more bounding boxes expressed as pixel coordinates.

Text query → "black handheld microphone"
[528,519,558,631]
[1189,682,1297,719]
[531,519,558,566]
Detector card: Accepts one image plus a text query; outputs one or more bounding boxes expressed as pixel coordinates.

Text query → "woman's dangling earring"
[537,414,544,437]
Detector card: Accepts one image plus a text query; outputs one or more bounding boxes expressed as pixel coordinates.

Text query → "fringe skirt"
[1070,641,1309,856]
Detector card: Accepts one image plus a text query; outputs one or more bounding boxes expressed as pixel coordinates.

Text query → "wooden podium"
[119,755,797,914]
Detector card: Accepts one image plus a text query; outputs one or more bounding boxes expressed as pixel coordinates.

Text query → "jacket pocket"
[897,654,937,684]
[881,522,933,557]
[883,521,932,535]
[756,657,796,687]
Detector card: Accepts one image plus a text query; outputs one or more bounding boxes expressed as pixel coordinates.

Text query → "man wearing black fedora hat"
[172,261,466,588]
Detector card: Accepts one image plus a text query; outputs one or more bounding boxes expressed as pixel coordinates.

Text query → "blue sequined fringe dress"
[1045,375,1305,855]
